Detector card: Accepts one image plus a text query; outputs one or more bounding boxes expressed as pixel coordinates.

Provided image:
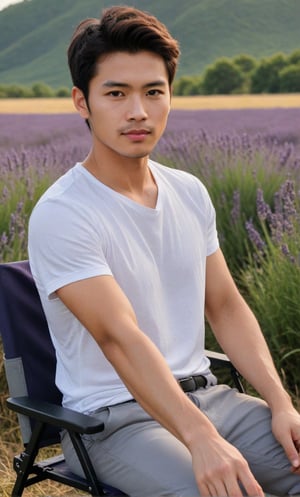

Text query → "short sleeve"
[28,198,112,299]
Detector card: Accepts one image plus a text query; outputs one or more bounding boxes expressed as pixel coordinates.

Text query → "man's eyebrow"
[102,80,167,88]
[102,81,129,88]
[144,80,168,88]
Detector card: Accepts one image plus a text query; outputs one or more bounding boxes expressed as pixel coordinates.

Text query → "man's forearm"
[99,323,219,446]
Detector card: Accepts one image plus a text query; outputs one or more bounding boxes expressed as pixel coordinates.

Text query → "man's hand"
[272,407,300,474]
[190,431,264,497]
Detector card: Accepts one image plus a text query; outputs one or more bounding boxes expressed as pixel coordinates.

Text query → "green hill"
[0,0,300,88]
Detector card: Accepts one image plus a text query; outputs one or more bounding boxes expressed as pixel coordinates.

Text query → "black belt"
[178,374,207,392]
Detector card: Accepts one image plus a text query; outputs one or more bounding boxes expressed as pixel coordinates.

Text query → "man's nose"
[126,96,148,120]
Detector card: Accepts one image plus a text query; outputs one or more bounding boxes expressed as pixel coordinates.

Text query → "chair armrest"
[6,396,104,434]
[205,349,232,368]
[205,349,245,393]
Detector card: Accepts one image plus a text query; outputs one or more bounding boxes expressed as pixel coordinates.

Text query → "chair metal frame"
[0,260,244,497]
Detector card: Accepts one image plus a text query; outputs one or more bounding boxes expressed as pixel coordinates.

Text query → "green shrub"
[55,86,71,97]
[202,58,245,95]
[31,82,54,98]
[279,64,300,93]
[250,53,288,93]
[240,180,300,391]
[233,54,257,74]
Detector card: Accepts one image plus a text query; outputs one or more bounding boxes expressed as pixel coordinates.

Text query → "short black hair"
[68,5,180,102]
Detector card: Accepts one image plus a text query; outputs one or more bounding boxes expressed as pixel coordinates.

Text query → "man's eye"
[147,89,163,96]
[108,91,124,97]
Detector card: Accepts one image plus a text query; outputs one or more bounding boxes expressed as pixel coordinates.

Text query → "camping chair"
[0,260,244,497]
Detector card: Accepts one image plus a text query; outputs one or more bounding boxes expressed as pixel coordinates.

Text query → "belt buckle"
[180,376,197,392]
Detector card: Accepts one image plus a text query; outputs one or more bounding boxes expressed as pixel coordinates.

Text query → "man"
[28,5,300,496]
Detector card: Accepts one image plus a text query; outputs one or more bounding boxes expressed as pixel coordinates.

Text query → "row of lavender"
[0,108,299,394]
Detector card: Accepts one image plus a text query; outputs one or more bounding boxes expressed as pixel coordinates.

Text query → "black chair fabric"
[0,260,62,446]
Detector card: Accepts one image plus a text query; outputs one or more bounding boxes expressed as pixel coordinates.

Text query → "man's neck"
[83,151,158,209]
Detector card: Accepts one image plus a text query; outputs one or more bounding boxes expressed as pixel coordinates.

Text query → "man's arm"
[57,274,263,497]
[205,248,300,472]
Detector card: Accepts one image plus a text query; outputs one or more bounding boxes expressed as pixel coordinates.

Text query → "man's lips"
[122,129,151,141]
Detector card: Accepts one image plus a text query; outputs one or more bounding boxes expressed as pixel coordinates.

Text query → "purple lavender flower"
[231,190,240,225]
[256,189,271,221]
[245,220,266,254]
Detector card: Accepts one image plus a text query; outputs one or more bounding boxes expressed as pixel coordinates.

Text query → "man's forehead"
[95,50,169,81]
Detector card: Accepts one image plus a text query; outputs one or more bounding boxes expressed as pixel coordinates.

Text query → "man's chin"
[124,150,151,160]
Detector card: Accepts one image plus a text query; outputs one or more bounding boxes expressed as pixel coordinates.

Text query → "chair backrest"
[0,260,62,445]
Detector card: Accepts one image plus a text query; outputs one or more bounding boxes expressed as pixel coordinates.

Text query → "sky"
[0,0,23,11]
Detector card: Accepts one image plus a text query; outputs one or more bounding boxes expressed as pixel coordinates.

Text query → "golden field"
[1,93,300,113]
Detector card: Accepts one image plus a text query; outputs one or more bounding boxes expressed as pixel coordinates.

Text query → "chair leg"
[11,421,45,497]
[231,368,245,393]
[68,431,106,496]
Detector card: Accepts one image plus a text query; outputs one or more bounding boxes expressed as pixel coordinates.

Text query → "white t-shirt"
[28,160,219,413]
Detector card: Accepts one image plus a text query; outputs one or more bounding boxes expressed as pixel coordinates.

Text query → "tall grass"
[240,179,300,394]
[0,167,52,262]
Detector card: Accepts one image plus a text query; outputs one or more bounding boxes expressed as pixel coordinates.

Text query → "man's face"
[80,50,171,161]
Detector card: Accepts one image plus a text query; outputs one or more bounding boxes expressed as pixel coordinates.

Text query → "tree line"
[173,49,300,96]
[1,49,300,98]
[0,82,70,98]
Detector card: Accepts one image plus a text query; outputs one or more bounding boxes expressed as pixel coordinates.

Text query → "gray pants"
[61,384,300,496]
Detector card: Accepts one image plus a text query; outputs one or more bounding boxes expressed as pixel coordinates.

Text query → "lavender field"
[0,107,300,393]
[2,106,300,153]
[0,106,300,496]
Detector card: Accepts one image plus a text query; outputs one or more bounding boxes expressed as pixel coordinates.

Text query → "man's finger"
[239,468,264,497]
[284,438,300,469]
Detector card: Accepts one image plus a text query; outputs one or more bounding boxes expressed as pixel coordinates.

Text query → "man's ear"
[72,86,89,119]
